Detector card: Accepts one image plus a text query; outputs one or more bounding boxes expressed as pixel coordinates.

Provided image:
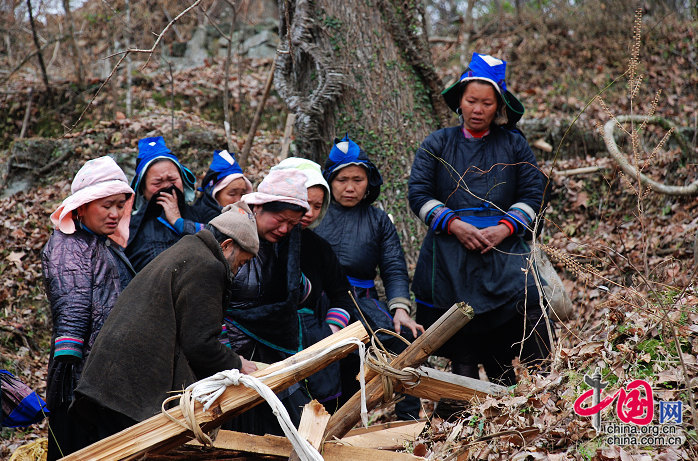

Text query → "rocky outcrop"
[164,19,279,71]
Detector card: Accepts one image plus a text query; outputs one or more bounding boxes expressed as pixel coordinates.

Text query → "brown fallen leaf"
[7,251,25,264]
[412,442,427,457]
[11,228,27,239]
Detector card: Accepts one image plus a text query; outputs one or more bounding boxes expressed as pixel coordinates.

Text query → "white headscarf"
[270,158,330,228]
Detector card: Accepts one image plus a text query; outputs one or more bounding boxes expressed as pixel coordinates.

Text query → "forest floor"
[1,5,697,461]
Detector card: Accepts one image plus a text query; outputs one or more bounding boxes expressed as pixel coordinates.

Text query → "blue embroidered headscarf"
[199,150,252,197]
[442,52,524,128]
[323,134,383,205]
[131,136,196,211]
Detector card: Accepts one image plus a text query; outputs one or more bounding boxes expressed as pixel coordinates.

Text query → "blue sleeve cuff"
[173,218,185,234]
[429,206,456,233]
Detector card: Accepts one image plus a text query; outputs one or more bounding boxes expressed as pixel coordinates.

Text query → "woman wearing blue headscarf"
[193,149,253,223]
[314,135,424,420]
[408,53,550,387]
[126,136,205,272]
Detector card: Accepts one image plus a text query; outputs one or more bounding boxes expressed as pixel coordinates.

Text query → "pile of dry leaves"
[2,12,697,458]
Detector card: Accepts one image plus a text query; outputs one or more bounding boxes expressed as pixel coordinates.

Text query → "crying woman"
[126,136,206,272]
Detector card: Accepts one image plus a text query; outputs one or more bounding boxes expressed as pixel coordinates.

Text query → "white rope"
[190,369,322,461]
[260,338,369,427]
[177,337,368,460]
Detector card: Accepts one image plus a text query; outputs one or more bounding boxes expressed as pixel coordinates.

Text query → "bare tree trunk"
[26,0,52,100]
[0,0,15,66]
[4,27,11,63]
[19,87,33,139]
[279,112,296,159]
[240,59,276,168]
[2,1,11,62]
[460,0,477,68]
[125,0,133,117]
[167,61,175,136]
[222,0,237,153]
[110,40,119,114]
[201,0,240,151]
[235,33,244,131]
[223,38,234,152]
[275,0,451,266]
[493,0,503,31]
[62,0,84,88]
[515,0,522,23]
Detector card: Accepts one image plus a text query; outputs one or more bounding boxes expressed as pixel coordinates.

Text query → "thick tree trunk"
[275,0,452,267]
[62,0,85,88]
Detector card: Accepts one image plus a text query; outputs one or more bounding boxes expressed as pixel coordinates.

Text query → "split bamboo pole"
[324,302,474,440]
[397,366,508,401]
[61,322,368,461]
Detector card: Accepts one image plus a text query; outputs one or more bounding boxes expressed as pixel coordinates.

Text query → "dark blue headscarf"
[441,52,524,128]
[323,134,383,205]
[131,136,196,210]
[200,150,251,192]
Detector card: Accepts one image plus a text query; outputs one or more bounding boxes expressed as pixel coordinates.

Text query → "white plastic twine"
[163,337,368,461]
[193,369,323,461]
[260,338,369,427]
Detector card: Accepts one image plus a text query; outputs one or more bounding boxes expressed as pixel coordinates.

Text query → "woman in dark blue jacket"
[314,135,423,419]
[192,149,253,224]
[126,136,205,272]
[408,52,550,386]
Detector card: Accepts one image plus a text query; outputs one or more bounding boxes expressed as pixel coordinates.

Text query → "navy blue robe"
[408,125,544,319]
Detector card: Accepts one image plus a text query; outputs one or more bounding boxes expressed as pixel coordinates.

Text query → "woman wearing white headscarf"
[42,156,135,460]
[270,158,353,406]
[223,168,311,435]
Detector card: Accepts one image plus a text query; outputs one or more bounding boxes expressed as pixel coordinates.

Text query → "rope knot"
[364,329,421,404]
[217,369,242,387]
[189,369,242,411]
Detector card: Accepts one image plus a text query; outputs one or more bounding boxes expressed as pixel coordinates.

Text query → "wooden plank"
[187,430,426,460]
[146,445,276,460]
[188,430,291,457]
[340,420,426,450]
[398,367,508,401]
[322,442,424,460]
[61,322,368,461]
[289,400,330,460]
[324,303,474,441]
[344,419,426,437]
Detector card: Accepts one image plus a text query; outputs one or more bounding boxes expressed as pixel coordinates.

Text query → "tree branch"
[26,0,52,98]
[603,115,698,196]
[115,0,204,69]
[240,59,276,168]
[65,0,204,133]
[1,32,83,85]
